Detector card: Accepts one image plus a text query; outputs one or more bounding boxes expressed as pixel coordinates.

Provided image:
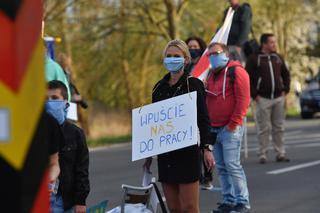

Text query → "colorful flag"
[0,0,48,212]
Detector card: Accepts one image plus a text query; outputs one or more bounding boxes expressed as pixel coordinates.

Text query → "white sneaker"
[201,182,213,190]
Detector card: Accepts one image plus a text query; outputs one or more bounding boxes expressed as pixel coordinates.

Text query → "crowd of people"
[144,0,291,213]
[44,0,292,212]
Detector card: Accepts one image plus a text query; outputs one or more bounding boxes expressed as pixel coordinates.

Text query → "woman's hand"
[143,157,152,172]
[204,150,215,172]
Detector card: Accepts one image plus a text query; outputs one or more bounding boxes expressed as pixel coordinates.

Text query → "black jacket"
[152,72,214,183]
[46,112,64,155]
[245,52,291,99]
[152,72,213,147]
[59,121,90,210]
[223,3,252,46]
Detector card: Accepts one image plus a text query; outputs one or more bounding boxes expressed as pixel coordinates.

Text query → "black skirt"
[157,144,201,184]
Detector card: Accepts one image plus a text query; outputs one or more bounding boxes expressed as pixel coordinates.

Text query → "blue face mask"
[45,100,68,125]
[163,57,185,73]
[209,53,229,70]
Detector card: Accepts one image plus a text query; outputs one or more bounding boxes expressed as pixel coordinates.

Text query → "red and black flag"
[191,7,234,80]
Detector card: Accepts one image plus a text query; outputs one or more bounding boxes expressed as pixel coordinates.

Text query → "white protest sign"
[66,102,78,121]
[132,91,197,161]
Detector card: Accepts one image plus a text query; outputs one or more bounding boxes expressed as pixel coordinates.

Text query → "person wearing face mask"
[205,43,251,213]
[185,37,216,190]
[46,80,90,213]
[185,36,207,74]
[143,39,215,213]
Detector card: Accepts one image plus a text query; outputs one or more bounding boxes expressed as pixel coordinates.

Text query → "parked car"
[300,71,320,119]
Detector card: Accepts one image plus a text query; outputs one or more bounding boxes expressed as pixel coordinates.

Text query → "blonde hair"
[163,39,191,64]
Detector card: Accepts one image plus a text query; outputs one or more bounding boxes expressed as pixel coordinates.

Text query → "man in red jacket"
[205,42,251,213]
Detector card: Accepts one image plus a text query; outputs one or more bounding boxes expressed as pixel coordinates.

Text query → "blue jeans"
[50,192,74,213]
[211,125,250,208]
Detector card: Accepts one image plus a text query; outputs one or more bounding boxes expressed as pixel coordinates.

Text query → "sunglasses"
[207,50,224,57]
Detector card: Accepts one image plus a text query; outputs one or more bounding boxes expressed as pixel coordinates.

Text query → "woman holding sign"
[143,39,215,213]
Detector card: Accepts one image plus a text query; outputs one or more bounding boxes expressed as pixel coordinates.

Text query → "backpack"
[243,38,260,58]
[207,65,240,84]
[228,65,241,84]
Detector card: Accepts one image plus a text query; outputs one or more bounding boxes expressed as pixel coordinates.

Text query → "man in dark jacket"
[47,80,90,213]
[246,33,291,164]
[222,0,252,64]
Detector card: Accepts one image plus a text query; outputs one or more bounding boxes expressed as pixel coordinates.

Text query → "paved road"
[87,118,320,212]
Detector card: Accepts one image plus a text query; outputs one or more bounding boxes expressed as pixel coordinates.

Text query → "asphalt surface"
[87,118,320,213]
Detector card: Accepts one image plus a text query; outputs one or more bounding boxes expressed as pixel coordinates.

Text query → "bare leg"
[179,181,200,213]
[162,183,182,213]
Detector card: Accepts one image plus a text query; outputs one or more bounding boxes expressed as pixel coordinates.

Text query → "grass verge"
[246,107,300,120]
[87,134,131,148]
[286,108,300,118]
[87,108,300,148]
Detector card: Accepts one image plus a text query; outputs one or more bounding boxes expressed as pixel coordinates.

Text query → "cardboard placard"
[132,92,197,161]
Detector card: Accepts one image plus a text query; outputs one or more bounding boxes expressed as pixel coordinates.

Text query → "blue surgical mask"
[209,53,229,70]
[45,100,68,125]
[163,57,185,73]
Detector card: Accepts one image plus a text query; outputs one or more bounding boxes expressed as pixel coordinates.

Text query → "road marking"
[242,144,320,153]
[284,130,303,136]
[285,134,320,141]
[267,160,320,175]
[242,138,320,152]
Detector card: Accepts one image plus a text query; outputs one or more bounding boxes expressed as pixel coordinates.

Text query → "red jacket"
[206,60,250,130]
